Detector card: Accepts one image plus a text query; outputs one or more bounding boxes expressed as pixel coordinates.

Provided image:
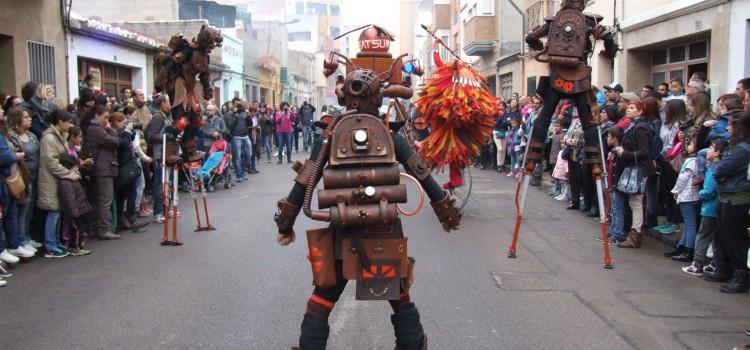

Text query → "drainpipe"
[60,0,72,101]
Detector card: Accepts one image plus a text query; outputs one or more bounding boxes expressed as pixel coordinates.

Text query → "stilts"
[185,162,216,232]
[508,125,536,258]
[592,125,613,269]
[160,134,183,246]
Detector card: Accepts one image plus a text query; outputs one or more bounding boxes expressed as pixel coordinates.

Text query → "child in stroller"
[201,132,233,192]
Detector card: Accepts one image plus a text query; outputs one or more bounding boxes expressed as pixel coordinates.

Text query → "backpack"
[624,120,662,161]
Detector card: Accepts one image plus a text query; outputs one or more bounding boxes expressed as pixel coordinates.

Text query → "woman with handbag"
[111,112,149,233]
[8,107,42,253]
[614,101,655,248]
[0,113,33,263]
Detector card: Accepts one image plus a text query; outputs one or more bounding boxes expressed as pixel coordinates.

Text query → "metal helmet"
[560,0,586,11]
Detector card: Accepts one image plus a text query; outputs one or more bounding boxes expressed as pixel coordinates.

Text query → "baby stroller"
[201,137,232,191]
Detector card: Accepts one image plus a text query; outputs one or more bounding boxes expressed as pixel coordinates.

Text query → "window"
[307,2,327,14]
[79,59,132,99]
[650,40,709,86]
[296,2,304,14]
[500,73,513,100]
[288,32,312,42]
[329,5,340,16]
[27,41,56,85]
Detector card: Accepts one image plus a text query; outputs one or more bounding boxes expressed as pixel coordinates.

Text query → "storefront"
[617,0,730,92]
[66,13,161,102]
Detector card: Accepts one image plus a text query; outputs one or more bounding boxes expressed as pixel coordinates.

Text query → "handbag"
[617,152,645,194]
[116,158,141,189]
[560,147,572,160]
[4,163,27,203]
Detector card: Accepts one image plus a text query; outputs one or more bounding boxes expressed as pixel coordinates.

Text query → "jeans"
[16,182,37,245]
[302,125,313,151]
[232,135,252,177]
[44,210,61,252]
[262,134,272,159]
[609,190,627,239]
[133,170,145,212]
[276,132,293,162]
[2,196,20,249]
[677,201,699,248]
[152,161,164,216]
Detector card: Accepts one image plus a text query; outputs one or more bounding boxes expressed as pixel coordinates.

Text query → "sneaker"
[44,249,69,258]
[0,250,20,264]
[657,223,679,234]
[70,248,92,256]
[682,262,703,277]
[29,240,42,248]
[154,214,166,224]
[506,172,514,177]
[0,278,6,287]
[23,244,37,253]
[703,262,717,274]
[8,246,34,258]
[0,264,12,278]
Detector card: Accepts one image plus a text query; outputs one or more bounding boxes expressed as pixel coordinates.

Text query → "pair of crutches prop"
[161,134,183,246]
[184,163,216,232]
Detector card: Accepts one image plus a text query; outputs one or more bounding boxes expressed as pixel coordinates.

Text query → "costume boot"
[720,269,750,294]
[617,229,642,248]
[391,305,427,350]
[298,313,329,350]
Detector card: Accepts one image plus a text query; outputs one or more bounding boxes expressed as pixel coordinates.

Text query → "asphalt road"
[1,151,749,350]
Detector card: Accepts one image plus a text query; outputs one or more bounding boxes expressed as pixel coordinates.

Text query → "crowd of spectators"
[474,75,750,293]
[0,80,319,287]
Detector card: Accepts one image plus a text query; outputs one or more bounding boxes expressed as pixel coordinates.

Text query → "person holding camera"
[225,98,253,182]
[275,102,294,164]
[144,94,173,224]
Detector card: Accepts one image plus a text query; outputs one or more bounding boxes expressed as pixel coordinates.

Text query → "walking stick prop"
[170,165,182,245]
[595,126,613,268]
[185,163,216,232]
[508,125,534,258]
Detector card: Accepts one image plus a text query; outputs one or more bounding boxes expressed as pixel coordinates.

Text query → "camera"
[131,120,144,130]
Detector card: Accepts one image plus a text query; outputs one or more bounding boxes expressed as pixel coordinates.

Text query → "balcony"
[462,15,497,56]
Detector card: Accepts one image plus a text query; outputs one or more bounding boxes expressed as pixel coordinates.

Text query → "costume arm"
[392,132,460,232]
[525,22,549,52]
[274,136,325,235]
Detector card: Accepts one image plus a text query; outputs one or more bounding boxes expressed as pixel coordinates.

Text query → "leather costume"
[276,26,460,350]
[524,0,617,166]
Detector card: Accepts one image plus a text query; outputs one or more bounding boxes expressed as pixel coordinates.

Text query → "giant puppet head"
[560,0,586,11]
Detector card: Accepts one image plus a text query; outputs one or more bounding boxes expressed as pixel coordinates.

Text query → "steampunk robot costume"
[509,0,618,265]
[275,26,461,350]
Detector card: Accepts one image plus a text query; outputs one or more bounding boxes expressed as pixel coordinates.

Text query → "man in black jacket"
[298,101,316,152]
[225,98,253,182]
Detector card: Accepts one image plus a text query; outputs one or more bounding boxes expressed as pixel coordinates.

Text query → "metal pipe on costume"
[161,133,169,243]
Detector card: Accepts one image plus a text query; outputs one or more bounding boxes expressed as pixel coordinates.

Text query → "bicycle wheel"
[448,166,472,211]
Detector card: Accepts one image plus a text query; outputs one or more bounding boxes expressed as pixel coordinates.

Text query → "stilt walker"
[185,163,215,231]
[509,0,618,267]
[160,134,183,246]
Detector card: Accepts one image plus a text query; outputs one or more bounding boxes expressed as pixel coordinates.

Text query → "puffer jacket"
[37,127,79,211]
[58,176,92,219]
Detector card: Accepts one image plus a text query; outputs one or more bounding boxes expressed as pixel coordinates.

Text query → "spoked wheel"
[448,166,473,212]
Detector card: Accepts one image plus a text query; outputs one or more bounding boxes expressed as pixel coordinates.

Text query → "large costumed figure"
[509,0,618,266]
[274,25,461,350]
[152,25,223,245]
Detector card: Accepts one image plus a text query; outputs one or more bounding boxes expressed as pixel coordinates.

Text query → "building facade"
[220,29,245,104]
[0,0,67,100]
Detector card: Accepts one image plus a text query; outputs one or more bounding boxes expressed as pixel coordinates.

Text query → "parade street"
[0,152,746,350]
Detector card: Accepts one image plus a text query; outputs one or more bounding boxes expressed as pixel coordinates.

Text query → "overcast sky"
[340,0,400,32]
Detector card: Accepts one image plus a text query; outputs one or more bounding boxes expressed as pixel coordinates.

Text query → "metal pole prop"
[160,133,169,244]
[508,125,534,258]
